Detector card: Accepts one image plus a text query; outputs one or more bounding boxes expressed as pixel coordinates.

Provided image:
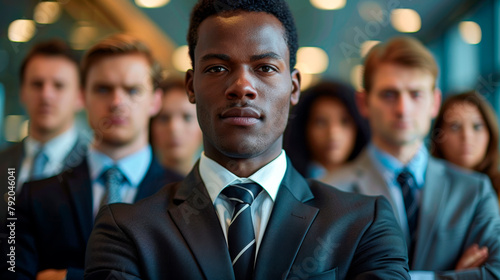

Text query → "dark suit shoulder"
[0,142,24,157]
[20,159,87,198]
[105,181,181,220]
[307,179,393,219]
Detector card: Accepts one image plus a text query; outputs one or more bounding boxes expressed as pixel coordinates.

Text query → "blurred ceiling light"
[135,0,170,8]
[391,9,421,33]
[300,74,319,90]
[459,21,482,45]
[34,1,61,24]
[4,115,26,142]
[310,0,346,10]
[8,19,36,42]
[296,47,329,74]
[358,1,383,22]
[360,40,380,57]
[172,45,191,72]
[70,22,98,50]
[350,64,364,91]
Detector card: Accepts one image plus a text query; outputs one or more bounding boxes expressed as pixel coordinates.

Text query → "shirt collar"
[367,143,429,188]
[24,126,78,162]
[199,150,287,204]
[88,145,152,187]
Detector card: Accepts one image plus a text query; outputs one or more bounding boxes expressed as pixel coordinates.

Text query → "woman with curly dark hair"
[431,91,500,201]
[284,80,370,178]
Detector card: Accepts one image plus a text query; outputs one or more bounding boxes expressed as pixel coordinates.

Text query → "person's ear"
[356,90,370,118]
[431,88,442,118]
[186,69,196,104]
[290,68,301,106]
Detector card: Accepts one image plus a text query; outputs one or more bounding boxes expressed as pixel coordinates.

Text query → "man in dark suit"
[0,40,89,233]
[84,1,410,279]
[4,35,183,280]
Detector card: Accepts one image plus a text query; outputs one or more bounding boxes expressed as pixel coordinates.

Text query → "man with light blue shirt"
[6,34,182,280]
[0,40,88,222]
[323,36,500,279]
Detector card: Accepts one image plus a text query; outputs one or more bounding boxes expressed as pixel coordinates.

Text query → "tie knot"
[103,166,125,185]
[222,183,262,205]
[397,170,415,185]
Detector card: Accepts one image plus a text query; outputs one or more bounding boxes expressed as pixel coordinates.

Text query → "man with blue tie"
[6,34,183,280]
[84,1,411,279]
[322,37,500,279]
[0,40,89,233]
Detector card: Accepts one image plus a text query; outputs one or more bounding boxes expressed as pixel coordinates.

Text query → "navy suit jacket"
[84,159,410,279]
[0,136,88,229]
[2,156,183,280]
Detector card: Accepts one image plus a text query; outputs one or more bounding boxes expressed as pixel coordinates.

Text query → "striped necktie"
[396,169,419,266]
[222,183,262,280]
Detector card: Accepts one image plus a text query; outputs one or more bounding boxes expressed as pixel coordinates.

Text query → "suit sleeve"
[84,205,143,280]
[348,196,411,280]
[433,177,500,280]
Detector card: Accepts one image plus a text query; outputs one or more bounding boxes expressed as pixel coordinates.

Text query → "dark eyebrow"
[200,53,230,62]
[250,52,283,62]
[200,52,283,63]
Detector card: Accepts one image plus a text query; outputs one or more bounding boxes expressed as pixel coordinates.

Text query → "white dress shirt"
[199,150,287,258]
[18,126,79,193]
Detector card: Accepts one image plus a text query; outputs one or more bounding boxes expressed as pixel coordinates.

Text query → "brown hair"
[431,91,500,193]
[158,77,185,96]
[20,39,79,84]
[80,33,161,89]
[363,36,438,92]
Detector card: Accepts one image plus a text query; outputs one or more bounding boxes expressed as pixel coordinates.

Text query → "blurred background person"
[0,40,88,234]
[284,80,370,178]
[10,34,183,280]
[0,40,86,192]
[431,91,500,202]
[150,77,202,176]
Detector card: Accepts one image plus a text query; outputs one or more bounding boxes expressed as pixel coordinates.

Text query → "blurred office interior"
[0,0,497,148]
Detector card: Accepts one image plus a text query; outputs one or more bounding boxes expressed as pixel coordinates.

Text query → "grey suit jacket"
[322,150,500,279]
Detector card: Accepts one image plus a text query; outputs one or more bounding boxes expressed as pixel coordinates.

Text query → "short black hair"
[187,0,298,69]
[20,39,79,84]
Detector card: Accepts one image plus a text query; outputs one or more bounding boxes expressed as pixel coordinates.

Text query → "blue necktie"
[100,166,125,208]
[396,170,419,266]
[30,148,48,180]
[222,183,262,280]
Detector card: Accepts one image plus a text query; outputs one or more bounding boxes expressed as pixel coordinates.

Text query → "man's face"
[359,63,440,148]
[186,12,300,163]
[21,55,81,137]
[84,54,161,147]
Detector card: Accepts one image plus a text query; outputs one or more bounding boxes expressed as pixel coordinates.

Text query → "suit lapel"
[168,164,234,280]
[65,158,94,241]
[254,160,319,279]
[412,157,449,268]
[355,152,401,223]
[62,134,89,171]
